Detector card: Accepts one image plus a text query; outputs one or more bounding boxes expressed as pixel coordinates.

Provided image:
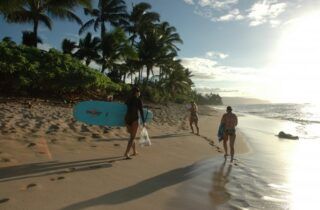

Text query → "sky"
[1,0,320,103]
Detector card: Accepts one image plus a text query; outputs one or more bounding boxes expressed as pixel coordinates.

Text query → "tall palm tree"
[79,0,128,38]
[61,39,77,54]
[1,0,91,47]
[127,2,159,45]
[74,32,100,66]
[79,0,128,72]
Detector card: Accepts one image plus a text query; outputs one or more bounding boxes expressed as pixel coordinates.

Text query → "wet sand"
[0,100,248,210]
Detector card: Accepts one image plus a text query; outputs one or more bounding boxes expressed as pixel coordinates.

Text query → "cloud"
[247,0,287,27]
[181,56,258,81]
[206,51,229,59]
[184,0,194,5]
[212,9,244,22]
[181,57,218,79]
[198,0,239,9]
[184,0,294,27]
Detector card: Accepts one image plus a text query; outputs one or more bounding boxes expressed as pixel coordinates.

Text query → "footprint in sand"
[50,176,65,181]
[1,158,11,163]
[0,198,10,204]
[92,133,101,139]
[27,143,36,147]
[46,124,59,133]
[24,183,37,190]
[81,124,90,132]
[78,137,86,142]
[50,139,58,144]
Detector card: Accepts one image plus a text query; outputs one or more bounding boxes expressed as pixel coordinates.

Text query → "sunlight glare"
[269,11,320,103]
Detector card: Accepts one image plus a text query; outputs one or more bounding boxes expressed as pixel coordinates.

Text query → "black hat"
[227,106,232,111]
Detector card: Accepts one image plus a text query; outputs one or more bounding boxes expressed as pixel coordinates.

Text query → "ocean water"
[222,103,320,141]
[169,104,320,209]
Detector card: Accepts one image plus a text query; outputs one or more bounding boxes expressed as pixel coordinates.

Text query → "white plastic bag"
[139,127,151,146]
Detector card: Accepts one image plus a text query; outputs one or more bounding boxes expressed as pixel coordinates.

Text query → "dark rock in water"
[277,131,299,140]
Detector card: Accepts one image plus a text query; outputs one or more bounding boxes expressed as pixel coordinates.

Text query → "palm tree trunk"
[138,69,141,83]
[33,19,38,47]
[101,22,106,73]
[146,66,150,83]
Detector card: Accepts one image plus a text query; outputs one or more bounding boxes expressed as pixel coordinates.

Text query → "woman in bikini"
[220,106,238,162]
[189,101,199,135]
[124,86,145,159]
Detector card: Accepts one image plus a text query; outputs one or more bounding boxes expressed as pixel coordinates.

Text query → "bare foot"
[224,154,228,160]
[131,152,139,156]
[124,155,132,160]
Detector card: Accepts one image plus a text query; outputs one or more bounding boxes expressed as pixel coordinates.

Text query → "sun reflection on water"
[288,141,320,210]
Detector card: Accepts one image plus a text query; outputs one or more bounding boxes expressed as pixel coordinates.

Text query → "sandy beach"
[0,99,248,210]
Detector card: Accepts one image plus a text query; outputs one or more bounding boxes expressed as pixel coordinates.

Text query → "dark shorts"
[125,115,138,126]
[190,114,198,122]
[224,128,236,136]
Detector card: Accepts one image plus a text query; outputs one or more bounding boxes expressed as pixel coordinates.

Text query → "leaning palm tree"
[61,39,77,54]
[1,0,91,47]
[74,32,101,66]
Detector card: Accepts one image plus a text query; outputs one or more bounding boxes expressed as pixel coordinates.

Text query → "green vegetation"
[0,0,222,105]
[0,41,121,98]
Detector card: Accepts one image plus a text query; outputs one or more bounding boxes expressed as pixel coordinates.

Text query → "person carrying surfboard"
[220,106,238,162]
[124,86,146,159]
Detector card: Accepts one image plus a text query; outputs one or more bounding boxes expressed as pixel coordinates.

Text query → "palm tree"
[79,0,128,38]
[74,32,100,66]
[79,0,128,72]
[127,2,159,45]
[160,63,192,97]
[158,21,183,54]
[138,21,183,83]
[1,0,91,47]
[99,28,137,79]
[61,39,77,54]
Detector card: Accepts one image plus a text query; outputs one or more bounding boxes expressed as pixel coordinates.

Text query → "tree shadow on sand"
[0,156,124,182]
[61,162,212,210]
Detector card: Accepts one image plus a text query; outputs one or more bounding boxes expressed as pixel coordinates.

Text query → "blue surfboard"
[217,123,224,142]
[73,101,153,126]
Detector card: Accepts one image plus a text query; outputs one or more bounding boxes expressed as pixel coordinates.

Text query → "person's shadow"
[61,163,212,210]
[209,160,233,205]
